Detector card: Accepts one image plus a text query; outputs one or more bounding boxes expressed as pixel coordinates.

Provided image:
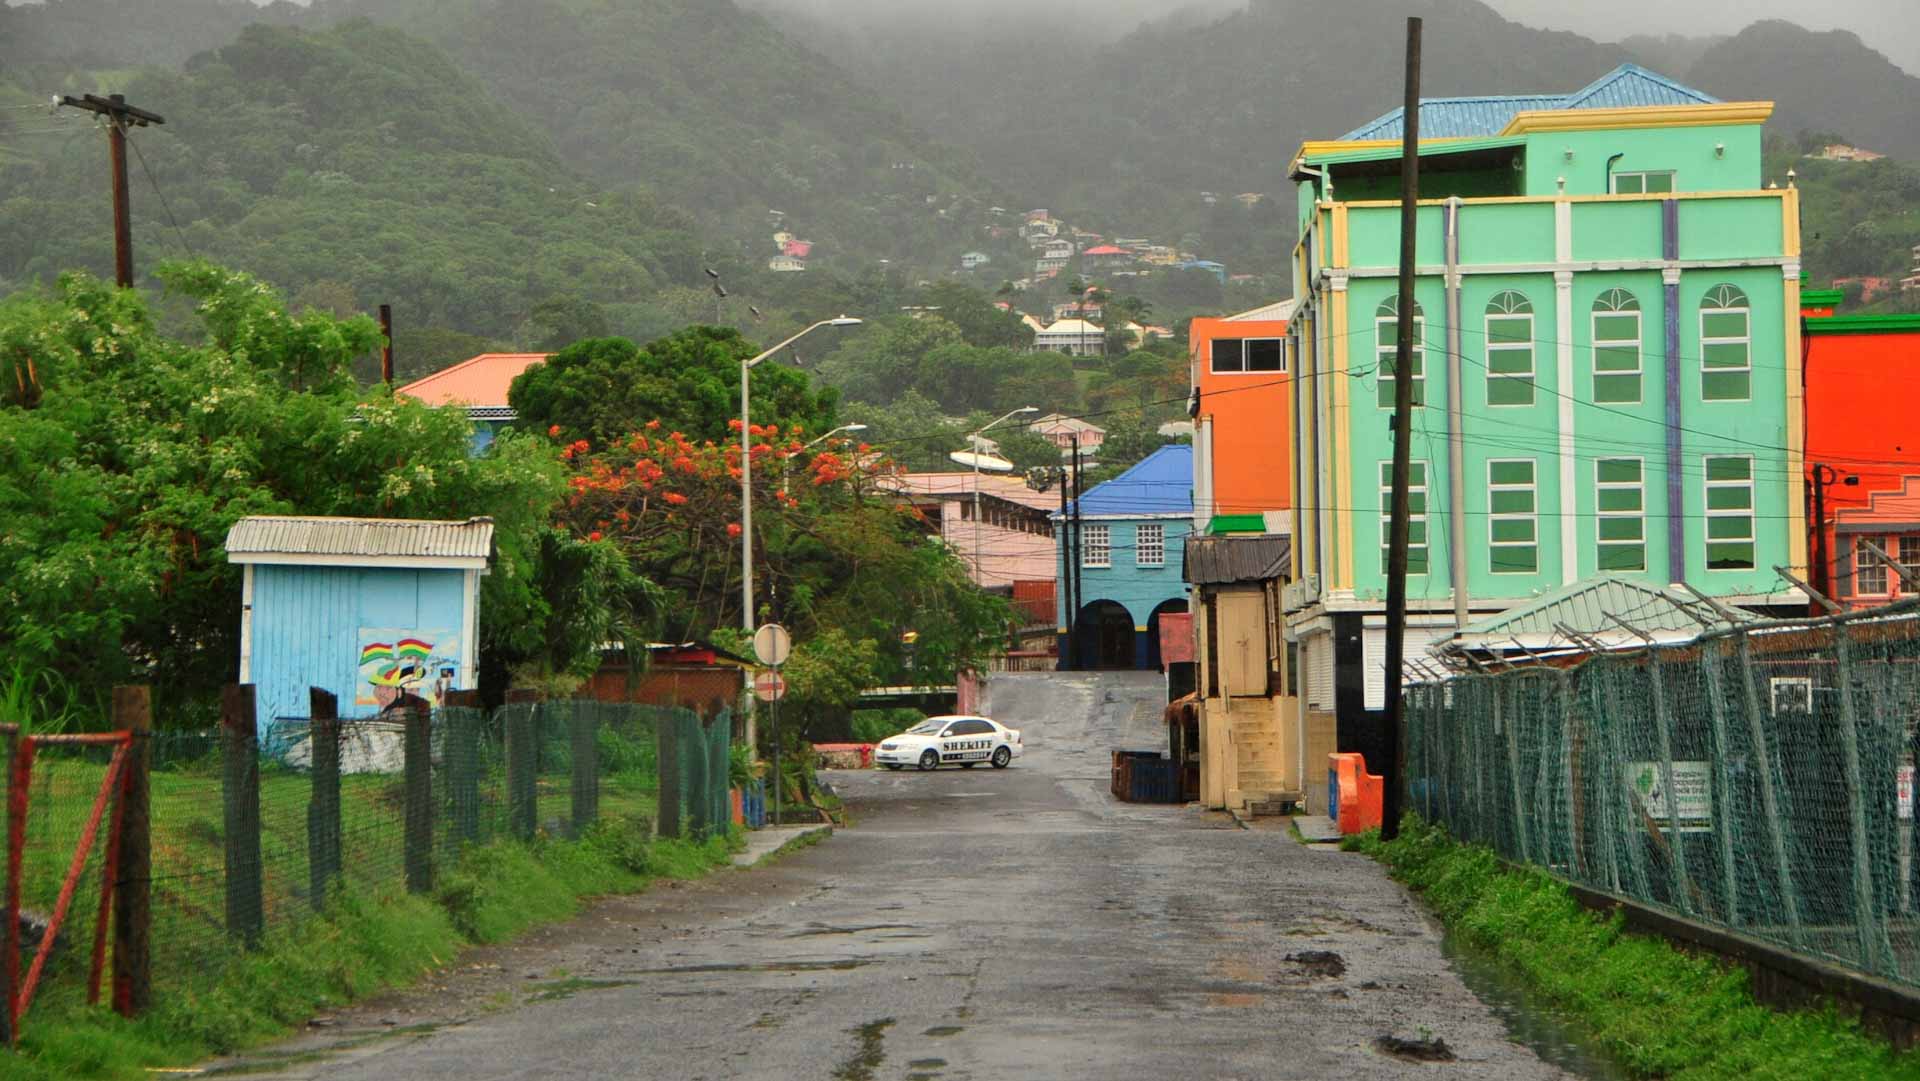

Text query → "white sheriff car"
[874,715,1023,771]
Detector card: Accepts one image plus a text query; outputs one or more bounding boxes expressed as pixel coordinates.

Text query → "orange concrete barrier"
[730,787,745,827]
[1329,752,1383,835]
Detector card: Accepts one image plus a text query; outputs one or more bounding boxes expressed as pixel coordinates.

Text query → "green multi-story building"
[1282,65,1807,768]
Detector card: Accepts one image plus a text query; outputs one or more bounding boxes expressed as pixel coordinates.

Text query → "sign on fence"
[1628,761,1713,833]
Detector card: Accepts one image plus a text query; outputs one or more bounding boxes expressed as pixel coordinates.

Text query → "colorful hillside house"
[1056,445,1194,670]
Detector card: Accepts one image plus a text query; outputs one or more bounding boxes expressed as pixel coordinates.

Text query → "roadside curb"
[732,824,833,868]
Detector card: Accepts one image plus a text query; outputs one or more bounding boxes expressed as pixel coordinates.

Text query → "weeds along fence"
[6,685,732,1035]
[1406,603,1920,990]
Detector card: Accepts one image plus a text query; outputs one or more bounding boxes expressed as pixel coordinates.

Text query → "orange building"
[1188,301,1295,535]
[1801,309,1920,603]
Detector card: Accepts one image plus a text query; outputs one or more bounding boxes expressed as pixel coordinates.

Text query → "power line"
[125,130,196,262]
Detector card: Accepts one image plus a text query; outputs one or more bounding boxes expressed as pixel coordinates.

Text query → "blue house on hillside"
[1056,445,1194,670]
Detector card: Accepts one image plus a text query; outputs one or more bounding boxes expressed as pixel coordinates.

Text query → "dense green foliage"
[509,327,839,446]
[0,263,580,708]
[1769,136,1920,296]
[1357,818,1920,1081]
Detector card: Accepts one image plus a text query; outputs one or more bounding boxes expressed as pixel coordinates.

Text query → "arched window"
[1375,296,1425,408]
[1485,290,1535,406]
[1700,284,1751,401]
[1591,289,1642,404]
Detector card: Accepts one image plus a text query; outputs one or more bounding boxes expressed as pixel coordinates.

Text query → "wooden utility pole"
[57,94,164,288]
[379,304,395,385]
[1380,16,1423,842]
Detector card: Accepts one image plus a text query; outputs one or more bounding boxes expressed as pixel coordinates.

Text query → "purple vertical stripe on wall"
[1663,199,1684,585]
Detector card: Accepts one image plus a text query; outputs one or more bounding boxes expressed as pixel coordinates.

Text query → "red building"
[1802,307,1920,605]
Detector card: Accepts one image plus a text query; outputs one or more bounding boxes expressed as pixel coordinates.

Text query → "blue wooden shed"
[226,515,494,730]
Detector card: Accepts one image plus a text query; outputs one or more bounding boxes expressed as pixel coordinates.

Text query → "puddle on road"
[1440,930,1630,1080]
[832,1018,895,1081]
[923,1024,964,1037]
[627,958,872,975]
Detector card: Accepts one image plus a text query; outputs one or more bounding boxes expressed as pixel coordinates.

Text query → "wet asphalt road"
[215,671,1568,1080]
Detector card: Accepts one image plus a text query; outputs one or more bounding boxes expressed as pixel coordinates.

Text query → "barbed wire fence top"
[1409,603,1920,988]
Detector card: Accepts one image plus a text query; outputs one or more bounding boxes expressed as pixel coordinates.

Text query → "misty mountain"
[1681,20,1920,159]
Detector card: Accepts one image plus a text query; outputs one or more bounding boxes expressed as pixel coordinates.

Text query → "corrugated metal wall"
[249,565,468,727]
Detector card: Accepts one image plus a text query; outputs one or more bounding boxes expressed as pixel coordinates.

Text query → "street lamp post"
[967,406,1039,584]
[740,317,862,634]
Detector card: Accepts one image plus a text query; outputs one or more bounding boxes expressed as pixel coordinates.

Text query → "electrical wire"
[126,130,196,261]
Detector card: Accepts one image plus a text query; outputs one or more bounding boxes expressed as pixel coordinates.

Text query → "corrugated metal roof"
[1449,574,1753,650]
[1339,64,1717,141]
[1184,534,1290,585]
[1225,298,1297,322]
[1062,445,1193,518]
[226,516,495,562]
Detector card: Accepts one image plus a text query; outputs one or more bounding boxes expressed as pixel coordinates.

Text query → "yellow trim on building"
[1288,136,1482,176]
[1335,190,1789,210]
[1330,204,1349,266]
[1782,188,1807,577]
[1499,101,1773,135]
[1330,304,1353,590]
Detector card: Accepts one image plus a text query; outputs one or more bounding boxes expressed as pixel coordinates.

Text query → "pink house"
[880,472,1061,590]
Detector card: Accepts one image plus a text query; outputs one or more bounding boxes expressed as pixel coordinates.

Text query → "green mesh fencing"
[10,696,722,1019]
[1408,607,1920,987]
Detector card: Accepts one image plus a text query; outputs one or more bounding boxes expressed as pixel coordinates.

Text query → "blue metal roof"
[1063,445,1192,518]
[1338,64,1718,141]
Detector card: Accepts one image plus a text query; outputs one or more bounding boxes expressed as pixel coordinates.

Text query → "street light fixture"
[783,424,869,497]
[964,406,1039,584]
[740,318,863,633]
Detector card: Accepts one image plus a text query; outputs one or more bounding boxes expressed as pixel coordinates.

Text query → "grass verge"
[1,822,742,1081]
[1349,816,1920,1080]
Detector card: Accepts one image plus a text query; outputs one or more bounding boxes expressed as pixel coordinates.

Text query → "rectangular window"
[1488,459,1538,573]
[1376,315,1425,408]
[1703,455,1755,570]
[1701,305,1751,401]
[1379,461,1430,575]
[1595,458,1646,572]
[1210,338,1285,374]
[1082,524,1111,568]
[1136,523,1165,567]
[1592,309,1642,404]
[1612,170,1676,194]
[1900,536,1920,589]
[1855,535,1889,596]
[1485,312,1535,406]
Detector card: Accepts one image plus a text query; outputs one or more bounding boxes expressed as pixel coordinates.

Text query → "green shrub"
[850,707,923,744]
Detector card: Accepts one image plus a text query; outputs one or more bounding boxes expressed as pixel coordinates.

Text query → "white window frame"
[1611,170,1676,194]
[1487,458,1538,574]
[1700,284,1752,403]
[1375,298,1425,409]
[1379,460,1429,575]
[1082,523,1111,568]
[1703,454,1756,572]
[1595,457,1646,572]
[1898,535,1920,593]
[1135,523,1165,567]
[1854,534,1890,598]
[1591,289,1643,405]
[1209,337,1287,375]
[1484,291,1535,408]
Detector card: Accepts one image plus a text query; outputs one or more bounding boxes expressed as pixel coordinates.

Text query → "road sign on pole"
[752,670,787,702]
[753,623,792,667]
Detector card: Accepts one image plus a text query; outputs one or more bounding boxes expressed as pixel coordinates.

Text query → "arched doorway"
[1144,598,1189,671]
[1075,600,1136,670]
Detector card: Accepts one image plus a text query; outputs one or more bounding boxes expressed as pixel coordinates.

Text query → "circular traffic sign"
[753,670,787,702]
[753,623,792,667]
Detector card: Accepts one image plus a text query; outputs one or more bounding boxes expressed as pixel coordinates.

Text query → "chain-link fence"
[10,693,738,1025]
[1408,602,1920,988]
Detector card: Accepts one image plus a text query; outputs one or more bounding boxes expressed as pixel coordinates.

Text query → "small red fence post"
[111,686,151,1017]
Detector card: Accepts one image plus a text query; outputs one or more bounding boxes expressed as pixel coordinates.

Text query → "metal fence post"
[505,692,539,841]
[711,712,731,835]
[570,703,598,839]
[1,723,19,1045]
[307,688,342,913]
[656,709,682,840]
[1646,647,1695,917]
[1734,631,1802,943]
[110,686,150,1018]
[1501,681,1530,864]
[1698,643,1741,925]
[403,699,433,894]
[443,690,483,846]
[1833,623,1894,973]
[220,684,265,944]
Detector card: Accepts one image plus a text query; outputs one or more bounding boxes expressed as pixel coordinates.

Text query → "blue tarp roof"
[1339,64,1719,141]
[1060,445,1192,518]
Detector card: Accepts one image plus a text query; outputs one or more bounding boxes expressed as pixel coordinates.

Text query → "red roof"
[782,239,813,258]
[1082,244,1130,256]
[397,353,549,409]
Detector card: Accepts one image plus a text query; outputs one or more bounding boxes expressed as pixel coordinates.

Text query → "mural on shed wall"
[356,629,459,710]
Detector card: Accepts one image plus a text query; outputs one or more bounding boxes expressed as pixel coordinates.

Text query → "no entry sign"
[753,670,787,702]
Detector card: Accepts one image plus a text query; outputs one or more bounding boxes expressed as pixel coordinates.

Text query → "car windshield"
[905,720,946,735]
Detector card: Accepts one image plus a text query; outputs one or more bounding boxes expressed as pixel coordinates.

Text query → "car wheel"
[918,749,940,771]
[990,746,1012,769]
[883,763,902,771]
